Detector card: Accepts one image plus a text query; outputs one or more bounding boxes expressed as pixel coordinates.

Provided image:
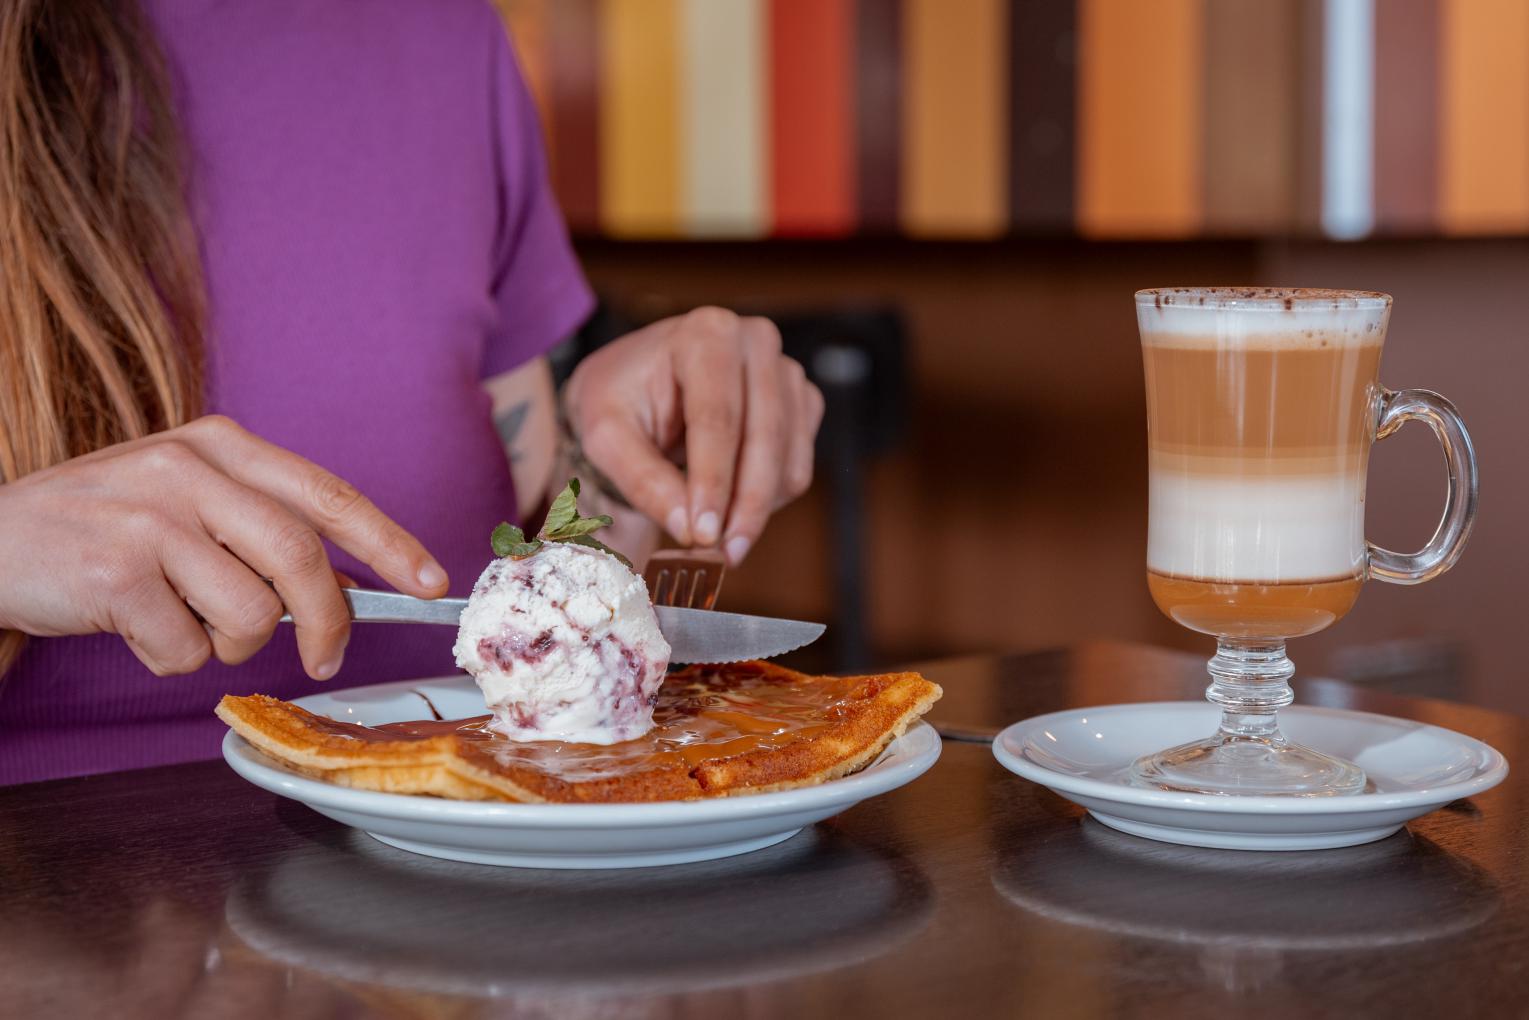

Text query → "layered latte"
[1138,289,1388,639]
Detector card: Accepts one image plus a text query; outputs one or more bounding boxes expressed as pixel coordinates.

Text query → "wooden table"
[1,642,1523,1018]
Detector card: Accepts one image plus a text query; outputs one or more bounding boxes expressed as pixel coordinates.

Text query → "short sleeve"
[481,25,595,379]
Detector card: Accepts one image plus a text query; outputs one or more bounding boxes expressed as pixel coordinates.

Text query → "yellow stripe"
[1077,0,1203,237]
[1439,0,1529,233]
[599,0,681,236]
[901,0,1009,237]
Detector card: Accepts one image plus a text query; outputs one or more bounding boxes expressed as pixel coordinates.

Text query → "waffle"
[216,661,942,803]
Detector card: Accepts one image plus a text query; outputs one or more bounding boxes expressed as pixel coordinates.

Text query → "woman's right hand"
[0,415,448,680]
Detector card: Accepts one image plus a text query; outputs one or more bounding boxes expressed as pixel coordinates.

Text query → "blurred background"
[492,0,1529,715]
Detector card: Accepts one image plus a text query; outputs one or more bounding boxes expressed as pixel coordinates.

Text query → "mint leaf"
[563,534,633,569]
[490,522,543,559]
[490,522,518,556]
[539,478,616,543]
[542,478,582,535]
[492,479,629,566]
[545,513,614,540]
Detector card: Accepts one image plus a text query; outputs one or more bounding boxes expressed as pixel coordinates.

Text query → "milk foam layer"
[1136,288,1389,344]
[1148,472,1366,582]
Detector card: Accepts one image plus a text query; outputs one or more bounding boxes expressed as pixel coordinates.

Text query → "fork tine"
[693,567,715,610]
[643,549,728,608]
[699,557,725,608]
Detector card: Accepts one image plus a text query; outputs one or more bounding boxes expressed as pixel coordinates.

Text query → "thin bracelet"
[555,409,633,510]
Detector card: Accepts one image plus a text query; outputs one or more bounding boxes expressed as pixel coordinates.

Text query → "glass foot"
[1129,731,1367,797]
[1129,638,1366,797]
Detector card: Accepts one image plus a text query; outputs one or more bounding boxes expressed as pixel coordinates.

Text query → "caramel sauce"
[309,667,872,781]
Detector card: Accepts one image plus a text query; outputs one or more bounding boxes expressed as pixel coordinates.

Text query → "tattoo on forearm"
[494,401,531,463]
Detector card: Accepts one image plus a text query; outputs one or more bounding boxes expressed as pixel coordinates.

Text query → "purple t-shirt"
[0,0,593,783]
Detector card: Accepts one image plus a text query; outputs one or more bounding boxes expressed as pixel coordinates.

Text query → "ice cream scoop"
[452,542,671,744]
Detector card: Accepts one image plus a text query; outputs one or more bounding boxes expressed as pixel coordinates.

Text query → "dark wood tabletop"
[1,641,1523,1019]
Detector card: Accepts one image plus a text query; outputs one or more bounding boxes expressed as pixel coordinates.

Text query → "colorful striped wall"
[494,0,1529,240]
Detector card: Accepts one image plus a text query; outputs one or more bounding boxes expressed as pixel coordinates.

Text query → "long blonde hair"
[0,0,204,670]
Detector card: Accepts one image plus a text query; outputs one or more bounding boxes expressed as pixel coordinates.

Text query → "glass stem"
[1205,639,1294,742]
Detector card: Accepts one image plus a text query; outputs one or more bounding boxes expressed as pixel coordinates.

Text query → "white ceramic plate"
[221,674,941,869]
[225,827,933,998]
[992,702,1508,851]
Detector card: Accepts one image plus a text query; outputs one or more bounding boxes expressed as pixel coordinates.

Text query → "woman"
[0,0,822,783]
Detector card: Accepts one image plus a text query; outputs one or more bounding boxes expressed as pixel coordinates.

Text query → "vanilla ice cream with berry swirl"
[452,542,671,744]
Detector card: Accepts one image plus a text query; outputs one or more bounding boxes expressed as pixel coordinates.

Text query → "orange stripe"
[1077,0,1203,237]
[496,1,552,130]
[901,0,1009,237]
[494,0,556,199]
[1439,0,1529,234]
[769,0,855,236]
[599,0,681,236]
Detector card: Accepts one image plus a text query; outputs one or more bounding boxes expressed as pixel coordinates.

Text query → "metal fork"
[643,548,727,610]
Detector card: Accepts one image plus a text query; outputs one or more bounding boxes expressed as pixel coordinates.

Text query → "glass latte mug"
[1131,288,1478,797]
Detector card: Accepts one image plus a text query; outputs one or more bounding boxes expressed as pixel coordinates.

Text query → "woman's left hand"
[562,307,825,565]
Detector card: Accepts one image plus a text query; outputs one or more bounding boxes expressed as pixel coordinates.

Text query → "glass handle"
[1367,388,1479,585]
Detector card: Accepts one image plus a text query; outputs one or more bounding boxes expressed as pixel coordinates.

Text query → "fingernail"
[418,561,447,590]
[725,535,751,564]
[694,511,720,545]
[314,657,341,681]
[666,507,689,542]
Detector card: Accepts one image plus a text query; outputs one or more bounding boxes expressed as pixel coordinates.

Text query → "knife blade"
[654,605,825,664]
[284,589,825,663]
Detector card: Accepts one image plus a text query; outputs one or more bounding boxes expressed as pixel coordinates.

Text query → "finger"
[160,531,284,667]
[175,416,448,598]
[781,368,823,507]
[186,467,352,680]
[580,415,692,542]
[676,309,748,546]
[722,328,791,564]
[109,570,212,677]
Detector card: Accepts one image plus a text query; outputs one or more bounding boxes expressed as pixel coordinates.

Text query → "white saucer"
[992,702,1508,851]
[992,819,1499,951]
[222,674,941,869]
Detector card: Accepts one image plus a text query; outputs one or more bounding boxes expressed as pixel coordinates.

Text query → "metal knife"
[283,588,825,664]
